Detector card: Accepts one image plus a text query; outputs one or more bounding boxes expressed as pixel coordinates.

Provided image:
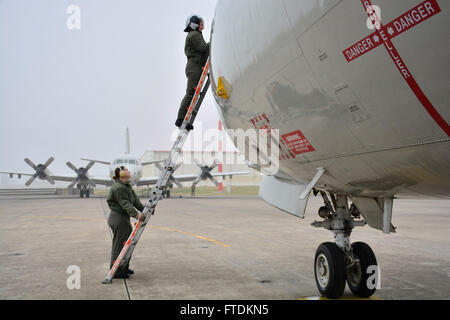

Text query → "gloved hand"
[136,212,146,222]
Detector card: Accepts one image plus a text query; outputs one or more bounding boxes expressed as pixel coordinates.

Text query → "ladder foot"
[102,279,113,284]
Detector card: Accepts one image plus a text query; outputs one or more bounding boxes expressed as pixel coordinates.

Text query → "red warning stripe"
[344,33,382,62]
[344,0,441,62]
[344,0,450,137]
[382,0,441,39]
[363,0,449,136]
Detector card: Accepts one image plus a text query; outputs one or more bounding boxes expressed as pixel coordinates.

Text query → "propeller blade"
[173,163,182,172]
[24,158,37,170]
[169,176,183,188]
[68,179,78,189]
[191,177,202,188]
[66,162,79,173]
[25,175,37,187]
[209,176,219,187]
[46,176,55,185]
[154,162,163,171]
[209,160,219,170]
[194,158,203,169]
[85,161,96,171]
[43,157,54,168]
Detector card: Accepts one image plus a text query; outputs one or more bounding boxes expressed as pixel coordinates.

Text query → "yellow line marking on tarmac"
[149,225,231,248]
[297,296,383,301]
[35,216,105,223]
[33,216,230,248]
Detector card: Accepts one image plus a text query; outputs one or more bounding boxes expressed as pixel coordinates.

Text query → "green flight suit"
[177,31,210,121]
[106,180,145,274]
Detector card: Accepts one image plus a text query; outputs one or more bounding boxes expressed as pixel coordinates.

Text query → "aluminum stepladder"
[103,58,211,284]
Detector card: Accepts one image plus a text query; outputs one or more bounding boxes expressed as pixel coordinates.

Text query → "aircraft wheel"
[314,242,346,299]
[347,242,377,298]
[85,189,90,198]
[79,190,84,198]
[166,190,171,198]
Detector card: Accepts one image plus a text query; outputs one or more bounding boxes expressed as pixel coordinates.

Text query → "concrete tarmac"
[0,195,449,300]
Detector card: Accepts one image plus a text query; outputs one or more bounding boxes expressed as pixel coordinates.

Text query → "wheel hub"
[316,253,330,288]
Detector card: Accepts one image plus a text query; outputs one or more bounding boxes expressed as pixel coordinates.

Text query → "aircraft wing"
[0,171,113,187]
[135,176,159,187]
[0,171,34,178]
[46,174,112,186]
[171,174,204,182]
[135,175,204,186]
[89,176,113,186]
[0,171,77,182]
[41,174,112,184]
[135,171,250,187]
[210,171,250,177]
[46,174,77,183]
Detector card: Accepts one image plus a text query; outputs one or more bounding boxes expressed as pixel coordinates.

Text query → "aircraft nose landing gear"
[312,192,378,299]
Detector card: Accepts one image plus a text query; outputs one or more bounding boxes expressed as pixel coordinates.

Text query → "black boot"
[127,269,134,275]
[175,119,194,131]
[113,272,130,279]
[175,119,183,128]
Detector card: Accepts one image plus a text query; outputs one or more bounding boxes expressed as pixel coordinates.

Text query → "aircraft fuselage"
[210,0,450,199]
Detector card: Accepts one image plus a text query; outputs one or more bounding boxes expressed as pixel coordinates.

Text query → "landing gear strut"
[79,188,90,198]
[312,192,377,299]
[162,189,171,198]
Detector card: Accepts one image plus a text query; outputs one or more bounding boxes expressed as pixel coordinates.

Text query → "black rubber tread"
[314,242,347,299]
[347,242,378,298]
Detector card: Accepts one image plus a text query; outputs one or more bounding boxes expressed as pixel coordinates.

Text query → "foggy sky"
[0,0,222,185]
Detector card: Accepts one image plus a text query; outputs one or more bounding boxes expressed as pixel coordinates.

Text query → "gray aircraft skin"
[210,0,450,299]
[210,0,450,200]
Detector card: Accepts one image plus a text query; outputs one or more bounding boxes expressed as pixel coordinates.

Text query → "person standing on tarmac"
[106,166,146,279]
[175,14,210,131]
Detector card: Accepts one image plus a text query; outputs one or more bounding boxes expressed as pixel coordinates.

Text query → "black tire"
[79,190,84,198]
[166,190,171,198]
[314,242,346,299]
[346,242,378,298]
[85,190,90,198]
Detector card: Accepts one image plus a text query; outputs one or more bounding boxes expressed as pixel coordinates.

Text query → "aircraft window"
[129,160,136,165]
[117,160,123,165]
[124,160,129,164]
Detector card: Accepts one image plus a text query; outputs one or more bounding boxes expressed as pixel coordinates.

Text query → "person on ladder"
[175,14,210,131]
[106,166,146,279]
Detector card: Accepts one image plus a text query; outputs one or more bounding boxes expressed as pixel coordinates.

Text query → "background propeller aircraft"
[0,129,248,198]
